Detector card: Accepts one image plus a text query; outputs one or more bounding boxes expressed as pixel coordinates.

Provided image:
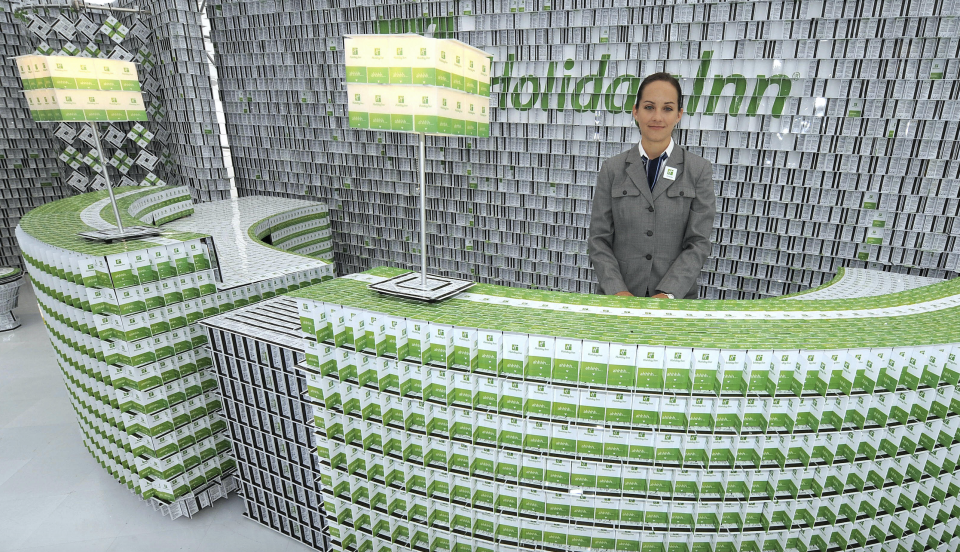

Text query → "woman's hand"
[615,291,634,297]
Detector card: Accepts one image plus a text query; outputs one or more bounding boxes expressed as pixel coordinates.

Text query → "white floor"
[0,279,306,551]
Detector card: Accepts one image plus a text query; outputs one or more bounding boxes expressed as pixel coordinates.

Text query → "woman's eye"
[644,105,653,110]
[664,107,673,112]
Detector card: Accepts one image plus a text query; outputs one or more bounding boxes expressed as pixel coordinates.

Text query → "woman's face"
[632,81,683,142]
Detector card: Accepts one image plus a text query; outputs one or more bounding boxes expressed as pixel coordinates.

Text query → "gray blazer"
[589,144,716,299]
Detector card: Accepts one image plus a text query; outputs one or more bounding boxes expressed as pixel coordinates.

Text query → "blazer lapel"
[624,145,656,206]
[651,146,685,201]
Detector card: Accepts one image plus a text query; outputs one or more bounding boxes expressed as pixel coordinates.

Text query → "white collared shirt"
[638,137,675,163]
[638,137,675,188]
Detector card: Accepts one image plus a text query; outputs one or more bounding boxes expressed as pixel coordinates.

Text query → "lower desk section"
[204,266,960,552]
[203,296,330,550]
[287,267,960,552]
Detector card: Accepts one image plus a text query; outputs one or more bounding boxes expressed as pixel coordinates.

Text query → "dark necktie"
[644,152,667,191]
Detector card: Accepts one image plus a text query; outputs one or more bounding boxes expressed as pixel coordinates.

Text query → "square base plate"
[78,226,163,242]
[368,272,474,302]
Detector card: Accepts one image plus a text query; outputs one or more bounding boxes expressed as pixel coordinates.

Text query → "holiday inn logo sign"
[493,50,801,117]
[372,19,800,118]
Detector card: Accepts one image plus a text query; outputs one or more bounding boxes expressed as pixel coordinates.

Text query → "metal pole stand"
[367,132,474,302]
[76,121,162,242]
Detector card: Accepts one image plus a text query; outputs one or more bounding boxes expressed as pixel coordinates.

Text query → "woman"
[589,72,716,299]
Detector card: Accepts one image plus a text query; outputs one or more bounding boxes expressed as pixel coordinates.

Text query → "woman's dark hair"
[634,72,683,109]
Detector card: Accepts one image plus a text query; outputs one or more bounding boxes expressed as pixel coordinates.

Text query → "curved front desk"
[15,187,334,518]
[291,266,959,552]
